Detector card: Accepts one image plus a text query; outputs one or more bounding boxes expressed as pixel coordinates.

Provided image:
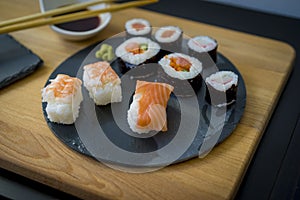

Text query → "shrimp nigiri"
[42,74,83,124]
[83,61,122,105]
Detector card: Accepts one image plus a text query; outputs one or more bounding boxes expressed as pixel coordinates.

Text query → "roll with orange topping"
[158,53,203,93]
[115,37,160,72]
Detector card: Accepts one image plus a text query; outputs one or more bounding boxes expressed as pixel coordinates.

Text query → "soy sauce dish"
[39,0,111,41]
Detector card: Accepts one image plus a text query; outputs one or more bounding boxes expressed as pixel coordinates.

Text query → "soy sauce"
[54,9,101,32]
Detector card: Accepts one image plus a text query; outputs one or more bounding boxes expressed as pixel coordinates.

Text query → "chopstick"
[0,0,158,34]
[0,0,115,28]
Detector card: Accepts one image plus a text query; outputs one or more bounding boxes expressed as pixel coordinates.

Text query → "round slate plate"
[42,37,246,167]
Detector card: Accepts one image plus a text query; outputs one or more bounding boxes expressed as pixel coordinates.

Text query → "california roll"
[115,37,160,72]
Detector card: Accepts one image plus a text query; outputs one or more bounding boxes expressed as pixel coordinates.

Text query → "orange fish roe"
[168,56,192,72]
[135,81,173,131]
[46,74,81,98]
[131,22,146,31]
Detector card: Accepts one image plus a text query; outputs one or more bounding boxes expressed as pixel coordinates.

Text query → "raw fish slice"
[127,80,174,134]
[146,104,167,131]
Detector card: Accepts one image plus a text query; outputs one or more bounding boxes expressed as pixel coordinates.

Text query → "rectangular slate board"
[0,5,296,200]
[0,34,43,89]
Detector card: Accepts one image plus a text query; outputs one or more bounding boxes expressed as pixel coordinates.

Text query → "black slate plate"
[42,37,246,167]
[0,34,43,89]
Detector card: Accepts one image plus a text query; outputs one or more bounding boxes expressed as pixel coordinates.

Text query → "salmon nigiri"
[42,74,83,124]
[127,80,174,134]
[83,61,122,105]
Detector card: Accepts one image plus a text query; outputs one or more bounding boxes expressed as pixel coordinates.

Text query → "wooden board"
[0,1,295,199]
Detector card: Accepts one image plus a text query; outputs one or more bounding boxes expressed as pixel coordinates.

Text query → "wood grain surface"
[0,0,295,199]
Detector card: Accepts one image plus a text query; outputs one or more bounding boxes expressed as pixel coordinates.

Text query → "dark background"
[1,0,300,199]
[143,1,300,199]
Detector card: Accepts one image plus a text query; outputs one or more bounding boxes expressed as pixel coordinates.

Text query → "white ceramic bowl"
[39,0,111,40]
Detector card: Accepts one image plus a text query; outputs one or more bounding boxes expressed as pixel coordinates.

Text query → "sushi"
[42,74,83,124]
[154,26,183,52]
[187,36,218,63]
[127,80,174,134]
[83,61,122,105]
[125,18,152,38]
[115,37,160,72]
[158,53,203,92]
[205,71,238,107]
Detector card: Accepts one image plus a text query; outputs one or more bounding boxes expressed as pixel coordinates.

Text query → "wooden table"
[0,0,295,199]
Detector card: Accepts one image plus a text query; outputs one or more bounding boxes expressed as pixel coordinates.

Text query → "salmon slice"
[135,80,174,131]
[131,22,146,31]
[125,42,140,54]
[161,30,175,38]
[45,74,82,98]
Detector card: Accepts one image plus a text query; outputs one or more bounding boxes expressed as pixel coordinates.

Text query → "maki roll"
[42,74,83,124]
[188,36,218,63]
[154,26,183,52]
[158,53,203,93]
[127,80,174,134]
[115,37,160,72]
[125,18,152,38]
[83,61,122,105]
[205,71,238,107]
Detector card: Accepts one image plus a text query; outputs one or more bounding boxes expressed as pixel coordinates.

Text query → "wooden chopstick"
[0,0,158,34]
[0,0,115,28]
